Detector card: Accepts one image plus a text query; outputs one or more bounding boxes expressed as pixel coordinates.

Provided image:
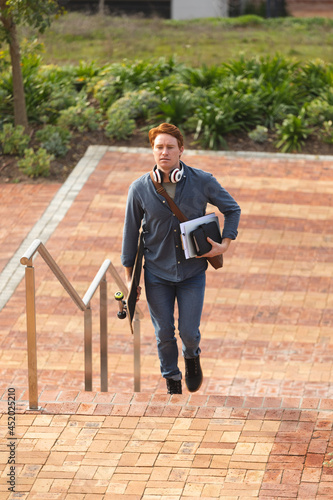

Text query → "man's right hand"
[125,266,141,301]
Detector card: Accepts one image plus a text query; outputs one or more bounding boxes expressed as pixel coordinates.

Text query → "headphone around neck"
[152,161,184,184]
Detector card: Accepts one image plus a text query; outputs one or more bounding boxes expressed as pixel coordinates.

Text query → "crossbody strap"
[149,171,223,269]
[149,171,188,223]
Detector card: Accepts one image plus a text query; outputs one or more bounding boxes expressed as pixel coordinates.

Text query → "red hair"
[148,123,184,149]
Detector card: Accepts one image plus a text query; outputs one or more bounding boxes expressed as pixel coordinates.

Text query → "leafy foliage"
[105,110,136,140]
[158,90,195,127]
[181,65,225,88]
[0,123,30,155]
[1,42,333,176]
[275,111,312,152]
[318,120,333,144]
[17,147,53,178]
[0,1,60,46]
[104,89,159,139]
[57,97,102,132]
[35,125,72,156]
[248,125,269,143]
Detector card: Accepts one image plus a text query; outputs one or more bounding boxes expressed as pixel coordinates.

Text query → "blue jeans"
[144,268,206,381]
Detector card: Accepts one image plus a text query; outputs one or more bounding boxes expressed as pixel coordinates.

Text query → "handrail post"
[84,306,93,391]
[25,259,39,410]
[100,276,108,392]
[133,309,141,392]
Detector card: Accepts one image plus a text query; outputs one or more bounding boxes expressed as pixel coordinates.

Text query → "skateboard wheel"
[117,311,127,319]
[115,291,124,301]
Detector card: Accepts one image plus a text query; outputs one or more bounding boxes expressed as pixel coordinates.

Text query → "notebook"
[180,213,221,259]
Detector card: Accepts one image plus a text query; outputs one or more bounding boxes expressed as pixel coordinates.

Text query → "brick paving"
[0,147,333,498]
[0,183,60,274]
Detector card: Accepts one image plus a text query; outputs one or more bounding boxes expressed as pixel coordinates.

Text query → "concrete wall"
[171,0,228,19]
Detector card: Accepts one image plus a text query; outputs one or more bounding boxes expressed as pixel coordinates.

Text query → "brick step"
[5,388,333,416]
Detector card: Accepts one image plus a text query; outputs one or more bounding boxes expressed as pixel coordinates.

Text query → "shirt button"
[174,229,177,232]
[178,261,180,264]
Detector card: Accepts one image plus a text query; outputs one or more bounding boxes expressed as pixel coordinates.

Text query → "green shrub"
[275,111,312,152]
[294,61,333,98]
[122,57,179,89]
[318,120,333,144]
[3,52,333,154]
[18,148,54,178]
[35,124,71,144]
[105,89,159,139]
[35,125,72,156]
[105,109,136,140]
[194,106,231,150]
[112,89,160,120]
[0,124,30,155]
[93,74,126,111]
[33,82,77,124]
[248,125,268,143]
[304,98,333,126]
[181,64,225,88]
[71,60,101,91]
[193,87,261,149]
[93,57,179,111]
[19,42,78,124]
[158,90,195,126]
[0,41,79,124]
[256,81,300,128]
[148,74,185,95]
[223,54,297,85]
[38,132,68,157]
[227,14,265,26]
[57,98,102,132]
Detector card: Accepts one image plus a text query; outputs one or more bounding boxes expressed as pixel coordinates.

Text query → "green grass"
[20,13,333,67]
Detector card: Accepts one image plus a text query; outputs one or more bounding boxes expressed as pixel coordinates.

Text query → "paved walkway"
[1,146,333,498]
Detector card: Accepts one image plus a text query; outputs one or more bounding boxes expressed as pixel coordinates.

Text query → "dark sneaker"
[185,355,203,392]
[166,378,182,394]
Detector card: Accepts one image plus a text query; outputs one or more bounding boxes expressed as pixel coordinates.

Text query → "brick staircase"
[1,147,333,498]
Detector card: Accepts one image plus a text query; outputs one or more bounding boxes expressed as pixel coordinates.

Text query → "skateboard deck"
[127,231,144,333]
[115,232,144,334]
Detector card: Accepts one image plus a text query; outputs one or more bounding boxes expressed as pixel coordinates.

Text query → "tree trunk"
[0,3,29,130]
[98,0,105,15]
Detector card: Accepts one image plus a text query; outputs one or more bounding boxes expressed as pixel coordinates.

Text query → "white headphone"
[152,162,184,184]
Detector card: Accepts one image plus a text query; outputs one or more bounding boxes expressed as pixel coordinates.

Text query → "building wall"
[171,0,228,19]
[286,0,333,17]
[64,0,333,18]
[242,0,333,18]
[64,0,170,17]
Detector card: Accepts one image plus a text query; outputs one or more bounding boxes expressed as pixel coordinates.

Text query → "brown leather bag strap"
[149,171,188,223]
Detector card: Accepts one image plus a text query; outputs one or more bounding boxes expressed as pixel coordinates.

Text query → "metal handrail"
[83,259,111,306]
[20,239,142,410]
[21,240,86,311]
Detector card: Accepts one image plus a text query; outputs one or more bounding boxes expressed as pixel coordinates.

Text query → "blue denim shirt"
[121,161,241,282]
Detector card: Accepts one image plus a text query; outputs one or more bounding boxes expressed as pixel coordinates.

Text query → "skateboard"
[115,231,144,334]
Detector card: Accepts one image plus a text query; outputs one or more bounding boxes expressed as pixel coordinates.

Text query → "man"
[121,123,240,394]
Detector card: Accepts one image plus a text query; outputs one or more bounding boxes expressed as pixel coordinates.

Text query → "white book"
[180,213,220,259]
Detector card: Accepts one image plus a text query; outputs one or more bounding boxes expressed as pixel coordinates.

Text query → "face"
[153,133,184,180]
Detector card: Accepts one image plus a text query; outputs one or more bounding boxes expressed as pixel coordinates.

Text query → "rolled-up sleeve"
[207,175,241,240]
